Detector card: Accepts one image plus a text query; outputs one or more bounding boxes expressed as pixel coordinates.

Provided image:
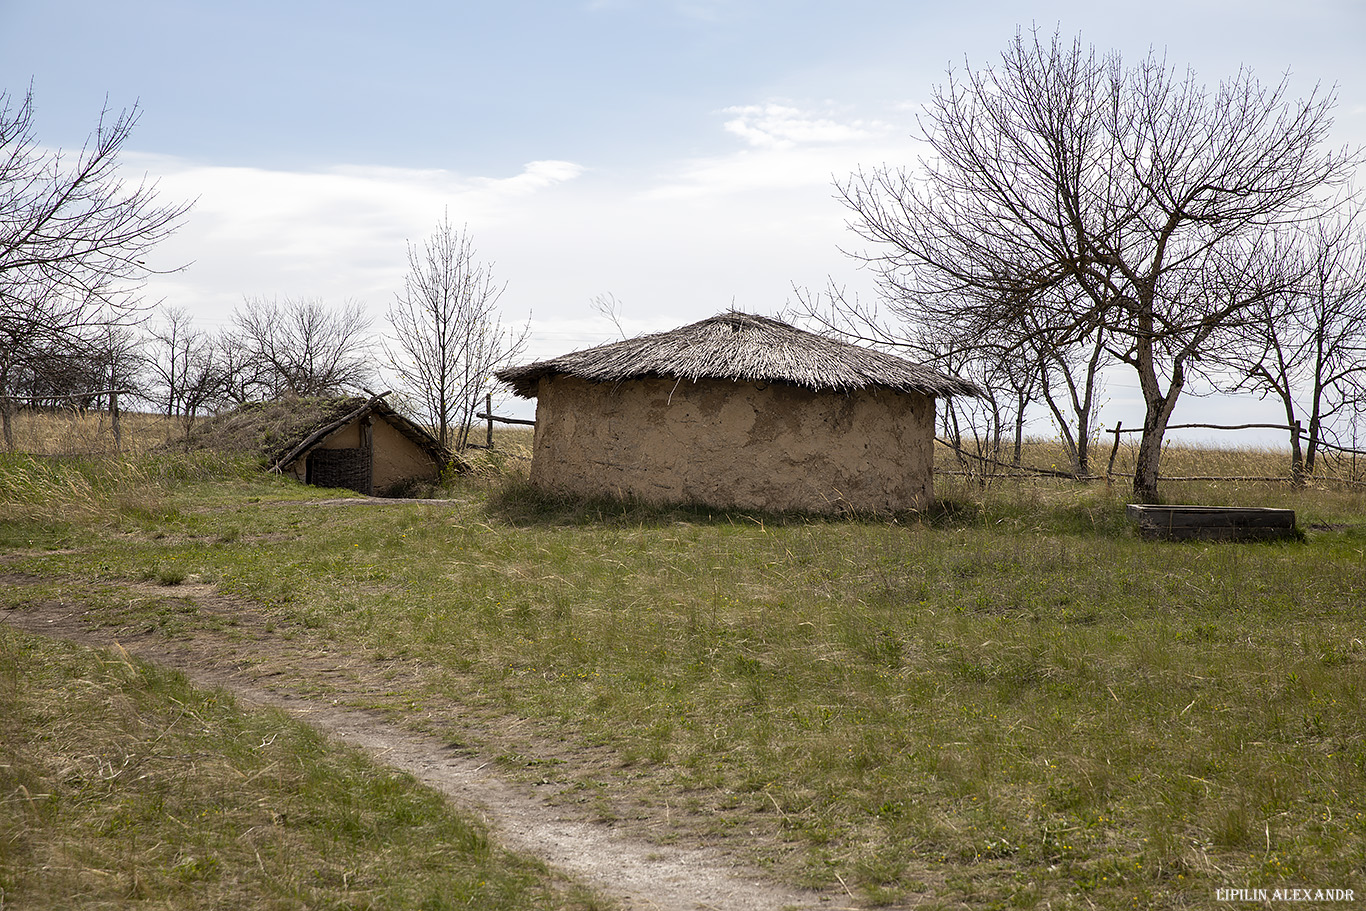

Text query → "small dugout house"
[188,394,443,496]
[496,311,980,514]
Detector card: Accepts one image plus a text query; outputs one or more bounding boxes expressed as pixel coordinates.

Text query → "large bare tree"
[0,87,190,447]
[230,296,375,398]
[385,216,528,453]
[837,30,1358,500]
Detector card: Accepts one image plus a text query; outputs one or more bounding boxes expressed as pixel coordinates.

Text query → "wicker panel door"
[305,446,373,494]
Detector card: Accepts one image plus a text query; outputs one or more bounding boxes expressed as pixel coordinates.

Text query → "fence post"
[111,389,122,451]
[485,392,493,449]
[1106,422,1122,484]
[1291,420,1304,487]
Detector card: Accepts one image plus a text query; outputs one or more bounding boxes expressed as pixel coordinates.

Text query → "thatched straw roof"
[183,393,443,469]
[497,311,981,399]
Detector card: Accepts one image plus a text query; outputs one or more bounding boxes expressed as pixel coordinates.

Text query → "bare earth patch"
[1,572,849,911]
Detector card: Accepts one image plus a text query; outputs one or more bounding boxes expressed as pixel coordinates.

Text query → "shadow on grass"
[922,486,1140,537]
[482,478,1142,538]
[482,479,942,529]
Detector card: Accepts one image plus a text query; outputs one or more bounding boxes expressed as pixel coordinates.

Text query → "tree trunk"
[1274,389,1304,486]
[1304,397,1323,476]
[1075,416,1090,478]
[1131,342,1183,503]
[1131,419,1165,503]
[111,390,121,451]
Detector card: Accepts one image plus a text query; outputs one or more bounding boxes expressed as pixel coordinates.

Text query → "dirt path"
[1,577,850,911]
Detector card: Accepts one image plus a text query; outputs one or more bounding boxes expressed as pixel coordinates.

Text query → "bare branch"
[0,87,191,447]
[230,297,376,398]
[385,214,529,453]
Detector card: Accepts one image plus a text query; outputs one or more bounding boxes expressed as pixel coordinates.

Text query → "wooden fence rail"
[475,411,535,426]
[941,420,1365,486]
[1103,420,1365,484]
[471,393,535,449]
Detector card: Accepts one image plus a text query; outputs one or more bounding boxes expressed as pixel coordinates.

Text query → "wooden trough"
[1126,505,1298,542]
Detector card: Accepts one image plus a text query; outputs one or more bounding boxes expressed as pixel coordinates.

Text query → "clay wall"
[370,418,439,489]
[529,376,935,513]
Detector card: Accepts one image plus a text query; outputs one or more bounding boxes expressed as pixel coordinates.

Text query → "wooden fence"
[471,393,534,449]
[1103,421,1363,484]
[940,420,1365,486]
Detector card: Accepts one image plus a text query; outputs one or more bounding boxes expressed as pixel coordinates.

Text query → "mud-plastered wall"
[529,375,935,513]
[370,419,439,489]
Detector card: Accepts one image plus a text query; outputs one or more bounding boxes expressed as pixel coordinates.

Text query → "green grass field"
[2,425,1364,909]
[0,629,602,910]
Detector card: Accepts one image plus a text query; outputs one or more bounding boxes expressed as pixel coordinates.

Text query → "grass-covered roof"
[184,394,442,469]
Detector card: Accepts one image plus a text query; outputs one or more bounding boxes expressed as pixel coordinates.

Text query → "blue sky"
[3,0,1364,430]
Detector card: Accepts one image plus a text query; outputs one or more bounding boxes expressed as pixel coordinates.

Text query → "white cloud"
[644,145,856,200]
[121,115,902,424]
[125,156,588,328]
[647,102,916,200]
[474,160,587,196]
[721,103,890,150]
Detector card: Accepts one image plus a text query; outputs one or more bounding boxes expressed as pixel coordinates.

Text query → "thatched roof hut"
[497,311,978,513]
[186,394,443,495]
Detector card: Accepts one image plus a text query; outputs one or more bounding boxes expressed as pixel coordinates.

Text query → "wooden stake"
[1106,421,1123,484]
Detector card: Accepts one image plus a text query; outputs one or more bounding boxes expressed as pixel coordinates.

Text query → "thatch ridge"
[497,311,981,399]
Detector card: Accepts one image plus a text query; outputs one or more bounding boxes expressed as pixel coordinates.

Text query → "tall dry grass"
[4,407,178,456]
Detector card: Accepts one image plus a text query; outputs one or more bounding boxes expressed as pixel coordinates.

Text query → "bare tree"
[837,29,1358,500]
[144,305,229,433]
[91,321,142,403]
[591,292,629,340]
[1017,289,1109,476]
[230,296,375,398]
[1223,209,1366,480]
[212,332,271,407]
[146,305,204,417]
[0,87,190,447]
[385,216,528,453]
